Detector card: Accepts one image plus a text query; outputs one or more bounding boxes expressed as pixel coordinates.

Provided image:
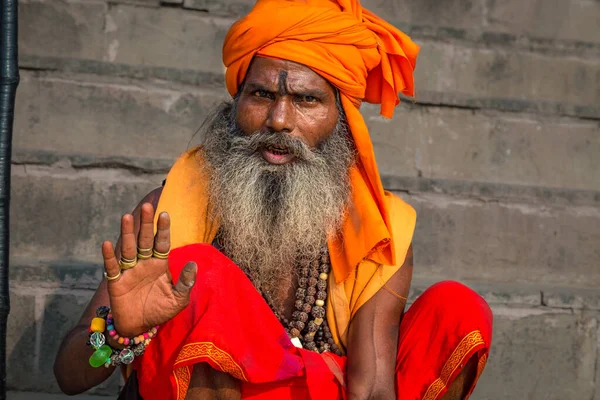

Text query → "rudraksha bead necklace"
[213,235,342,356]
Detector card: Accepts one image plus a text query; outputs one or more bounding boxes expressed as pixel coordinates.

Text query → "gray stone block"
[10,262,104,290]
[543,288,600,311]
[6,291,36,391]
[474,308,597,399]
[402,191,600,288]
[10,167,159,263]
[19,0,107,61]
[415,40,600,108]
[14,71,229,162]
[365,103,600,192]
[487,0,600,45]
[109,0,160,7]
[362,0,485,31]
[183,0,254,17]
[105,5,230,72]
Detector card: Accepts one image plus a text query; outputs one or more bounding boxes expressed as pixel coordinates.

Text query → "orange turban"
[222,0,419,282]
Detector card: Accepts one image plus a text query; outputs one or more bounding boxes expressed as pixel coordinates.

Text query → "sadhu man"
[54,0,493,398]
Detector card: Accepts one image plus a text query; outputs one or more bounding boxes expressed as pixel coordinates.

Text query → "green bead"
[89,345,112,368]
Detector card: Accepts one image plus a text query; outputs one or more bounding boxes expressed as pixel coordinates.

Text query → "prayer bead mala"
[213,236,342,356]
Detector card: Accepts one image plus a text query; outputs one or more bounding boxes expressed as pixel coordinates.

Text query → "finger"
[172,262,197,307]
[137,203,155,255]
[153,212,171,254]
[120,214,136,261]
[102,241,122,283]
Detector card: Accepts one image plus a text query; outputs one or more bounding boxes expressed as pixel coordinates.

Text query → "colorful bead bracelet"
[86,306,159,368]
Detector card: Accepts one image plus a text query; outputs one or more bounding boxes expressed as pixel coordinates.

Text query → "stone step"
[14,71,600,192]
[17,2,600,117]
[9,166,600,287]
[7,279,599,398]
[401,189,600,288]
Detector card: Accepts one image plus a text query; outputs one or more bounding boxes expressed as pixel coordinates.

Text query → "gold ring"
[152,249,170,259]
[104,270,121,281]
[137,252,152,260]
[121,256,136,263]
[137,246,153,260]
[137,246,153,254]
[119,257,137,270]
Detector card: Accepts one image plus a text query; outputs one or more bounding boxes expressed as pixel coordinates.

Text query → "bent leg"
[395,281,493,400]
[186,363,241,400]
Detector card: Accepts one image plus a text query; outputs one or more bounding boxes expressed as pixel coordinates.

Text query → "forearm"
[54,325,117,395]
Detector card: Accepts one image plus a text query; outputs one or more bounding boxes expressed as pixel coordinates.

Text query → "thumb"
[173,261,197,307]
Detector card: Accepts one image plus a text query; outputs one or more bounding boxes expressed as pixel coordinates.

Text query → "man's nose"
[265,97,295,133]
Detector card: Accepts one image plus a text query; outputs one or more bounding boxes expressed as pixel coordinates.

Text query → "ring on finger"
[152,249,170,259]
[121,256,137,264]
[104,270,122,281]
[137,246,153,260]
[119,256,138,270]
[137,251,152,260]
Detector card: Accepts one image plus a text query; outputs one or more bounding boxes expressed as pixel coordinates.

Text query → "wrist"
[86,306,159,369]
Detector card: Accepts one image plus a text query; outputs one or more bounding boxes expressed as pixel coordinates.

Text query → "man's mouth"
[261,144,295,165]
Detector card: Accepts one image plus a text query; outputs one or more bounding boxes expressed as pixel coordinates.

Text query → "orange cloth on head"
[223,0,420,287]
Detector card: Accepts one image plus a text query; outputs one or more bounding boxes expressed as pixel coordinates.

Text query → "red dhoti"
[136,244,493,400]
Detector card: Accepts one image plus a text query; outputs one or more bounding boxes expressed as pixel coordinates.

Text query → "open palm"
[101,203,197,338]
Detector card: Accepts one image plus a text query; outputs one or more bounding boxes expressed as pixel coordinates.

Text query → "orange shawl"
[156,0,419,349]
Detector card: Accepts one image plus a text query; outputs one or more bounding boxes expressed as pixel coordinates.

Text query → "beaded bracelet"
[86,306,159,368]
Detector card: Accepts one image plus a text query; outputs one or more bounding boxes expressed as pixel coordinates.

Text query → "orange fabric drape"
[222,0,419,285]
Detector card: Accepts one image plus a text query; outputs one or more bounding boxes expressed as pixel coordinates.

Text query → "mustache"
[227,129,318,162]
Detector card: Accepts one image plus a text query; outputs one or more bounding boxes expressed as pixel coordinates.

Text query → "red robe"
[135,244,493,400]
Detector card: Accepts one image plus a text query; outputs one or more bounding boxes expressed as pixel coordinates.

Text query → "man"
[54,0,493,399]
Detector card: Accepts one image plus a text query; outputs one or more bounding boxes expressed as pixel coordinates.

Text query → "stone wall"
[9,0,600,398]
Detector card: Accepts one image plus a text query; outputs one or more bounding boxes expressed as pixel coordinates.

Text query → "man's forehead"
[244,57,334,91]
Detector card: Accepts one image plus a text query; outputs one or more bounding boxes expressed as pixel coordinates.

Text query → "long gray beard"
[202,102,355,290]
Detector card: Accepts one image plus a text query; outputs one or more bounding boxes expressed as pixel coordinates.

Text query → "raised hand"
[101,203,197,337]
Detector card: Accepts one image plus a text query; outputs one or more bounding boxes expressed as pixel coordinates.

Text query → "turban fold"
[223,0,419,282]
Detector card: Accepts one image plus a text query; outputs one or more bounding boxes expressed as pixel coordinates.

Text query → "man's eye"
[254,90,272,98]
[301,95,318,103]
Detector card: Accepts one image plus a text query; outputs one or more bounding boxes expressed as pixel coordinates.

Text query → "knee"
[414,281,493,332]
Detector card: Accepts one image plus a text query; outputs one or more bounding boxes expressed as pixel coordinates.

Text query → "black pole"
[0,0,19,398]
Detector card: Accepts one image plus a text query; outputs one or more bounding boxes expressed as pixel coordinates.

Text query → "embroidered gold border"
[174,365,191,400]
[172,342,247,399]
[422,330,486,400]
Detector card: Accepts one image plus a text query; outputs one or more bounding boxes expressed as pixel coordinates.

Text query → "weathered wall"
[9,0,600,399]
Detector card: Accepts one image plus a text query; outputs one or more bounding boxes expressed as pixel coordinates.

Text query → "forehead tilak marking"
[278,70,288,96]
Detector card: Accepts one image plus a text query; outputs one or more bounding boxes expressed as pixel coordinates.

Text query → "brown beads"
[317,279,327,291]
[298,312,309,323]
[311,306,325,319]
[215,232,342,356]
